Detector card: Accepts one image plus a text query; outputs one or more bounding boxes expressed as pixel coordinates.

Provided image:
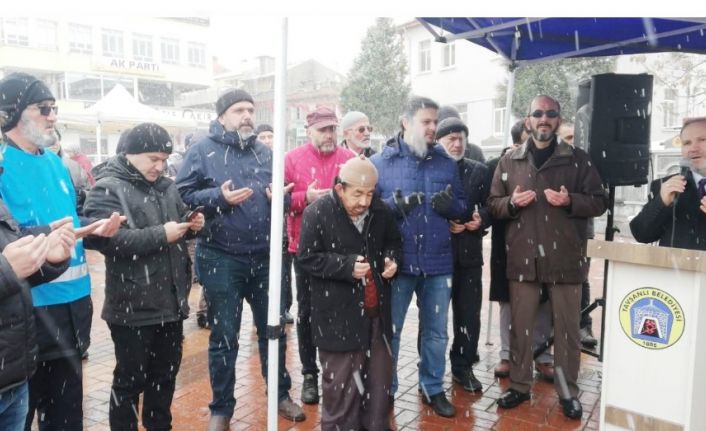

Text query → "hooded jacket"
[488,138,607,284]
[83,155,192,326]
[176,120,273,257]
[297,190,401,352]
[370,134,467,276]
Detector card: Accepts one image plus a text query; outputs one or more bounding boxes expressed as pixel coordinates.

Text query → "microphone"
[674,159,691,206]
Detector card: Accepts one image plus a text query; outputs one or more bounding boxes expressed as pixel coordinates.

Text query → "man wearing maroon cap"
[284,106,355,404]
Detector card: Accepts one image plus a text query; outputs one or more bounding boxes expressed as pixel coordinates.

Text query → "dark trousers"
[108,321,183,431]
[198,247,291,417]
[319,317,392,431]
[282,252,293,312]
[449,266,483,372]
[294,257,319,376]
[509,281,581,397]
[25,355,83,431]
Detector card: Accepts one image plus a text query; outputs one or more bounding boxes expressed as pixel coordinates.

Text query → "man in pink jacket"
[284,106,355,404]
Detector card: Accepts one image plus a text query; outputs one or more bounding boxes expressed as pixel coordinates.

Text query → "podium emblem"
[619,287,685,350]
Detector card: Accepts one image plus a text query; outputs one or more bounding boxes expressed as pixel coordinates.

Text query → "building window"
[161,38,180,64]
[69,24,92,54]
[137,79,173,106]
[442,43,456,68]
[187,42,206,67]
[418,40,431,73]
[493,107,506,136]
[662,87,678,128]
[2,18,29,47]
[66,72,102,101]
[35,20,57,50]
[132,34,153,62]
[102,29,123,57]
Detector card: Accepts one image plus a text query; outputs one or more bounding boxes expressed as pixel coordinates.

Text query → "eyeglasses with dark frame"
[33,104,59,116]
[356,125,373,134]
[529,109,559,119]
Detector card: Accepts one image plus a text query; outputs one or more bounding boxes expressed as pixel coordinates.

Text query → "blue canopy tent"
[418,17,706,139]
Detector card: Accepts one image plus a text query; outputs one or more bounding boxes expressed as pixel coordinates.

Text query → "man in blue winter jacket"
[175,89,304,429]
[370,96,467,418]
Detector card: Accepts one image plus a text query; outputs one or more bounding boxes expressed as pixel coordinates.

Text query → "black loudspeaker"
[574,73,653,186]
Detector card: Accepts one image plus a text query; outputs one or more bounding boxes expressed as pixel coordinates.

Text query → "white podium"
[588,239,706,431]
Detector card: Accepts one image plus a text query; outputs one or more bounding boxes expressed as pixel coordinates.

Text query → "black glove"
[393,188,425,215]
[431,184,454,215]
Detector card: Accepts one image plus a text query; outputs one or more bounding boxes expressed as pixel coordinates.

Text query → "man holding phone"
[84,123,204,430]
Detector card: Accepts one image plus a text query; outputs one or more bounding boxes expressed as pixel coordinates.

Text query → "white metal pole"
[266,17,288,431]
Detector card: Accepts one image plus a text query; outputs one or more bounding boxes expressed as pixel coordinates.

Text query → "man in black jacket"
[436,117,491,393]
[298,156,402,431]
[631,117,706,249]
[0,200,74,429]
[83,123,205,431]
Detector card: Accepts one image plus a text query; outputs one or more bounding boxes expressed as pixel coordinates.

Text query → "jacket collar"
[381,133,450,161]
[208,119,257,149]
[511,136,572,161]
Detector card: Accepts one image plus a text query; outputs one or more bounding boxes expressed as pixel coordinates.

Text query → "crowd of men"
[3,70,704,431]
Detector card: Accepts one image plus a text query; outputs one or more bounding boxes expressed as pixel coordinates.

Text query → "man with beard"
[488,95,607,419]
[370,96,466,418]
[435,117,490,393]
[284,106,355,405]
[340,111,376,157]
[0,72,123,431]
[176,89,305,429]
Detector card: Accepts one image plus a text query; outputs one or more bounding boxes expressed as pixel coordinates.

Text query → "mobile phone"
[184,206,205,222]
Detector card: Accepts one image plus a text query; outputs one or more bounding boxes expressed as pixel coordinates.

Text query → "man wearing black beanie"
[83,122,205,431]
[176,88,304,428]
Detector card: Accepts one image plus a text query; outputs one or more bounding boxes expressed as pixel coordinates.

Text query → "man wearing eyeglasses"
[0,72,123,431]
[488,95,607,420]
[340,111,376,157]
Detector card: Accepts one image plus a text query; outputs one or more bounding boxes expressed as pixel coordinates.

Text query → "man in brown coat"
[488,95,606,419]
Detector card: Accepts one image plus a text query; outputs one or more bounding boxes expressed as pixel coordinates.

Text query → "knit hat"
[436,117,468,140]
[437,105,461,123]
[338,154,378,188]
[216,89,254,116]
[255,124,273,135]
[0,72,56,132]
[123,123,173,155]
[340,111,368,131]
[306,106,338,129]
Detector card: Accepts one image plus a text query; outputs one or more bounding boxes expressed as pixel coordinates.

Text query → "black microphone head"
[679,159,691,177]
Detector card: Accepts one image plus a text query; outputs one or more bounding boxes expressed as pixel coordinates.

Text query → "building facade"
[0,17,215,161]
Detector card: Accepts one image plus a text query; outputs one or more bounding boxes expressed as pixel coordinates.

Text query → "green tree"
[497,57,617,121]
[341,18,410,137]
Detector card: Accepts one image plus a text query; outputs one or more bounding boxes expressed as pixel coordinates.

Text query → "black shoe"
[301,374,319,404]
[580,327,598,348]
[421,392,456,418]
[560,397,583,419]
[284,311,294,324]
[497,389,530,409]
[452,369,483,392]
[197,314,210,329]
[277,396,305,422]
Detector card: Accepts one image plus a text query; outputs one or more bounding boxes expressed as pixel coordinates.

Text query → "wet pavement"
[77,238,604,431]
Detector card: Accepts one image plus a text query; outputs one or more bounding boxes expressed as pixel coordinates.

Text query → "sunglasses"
[529,109,559,119]
[34,104,59,116]
[356,126,373,133]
